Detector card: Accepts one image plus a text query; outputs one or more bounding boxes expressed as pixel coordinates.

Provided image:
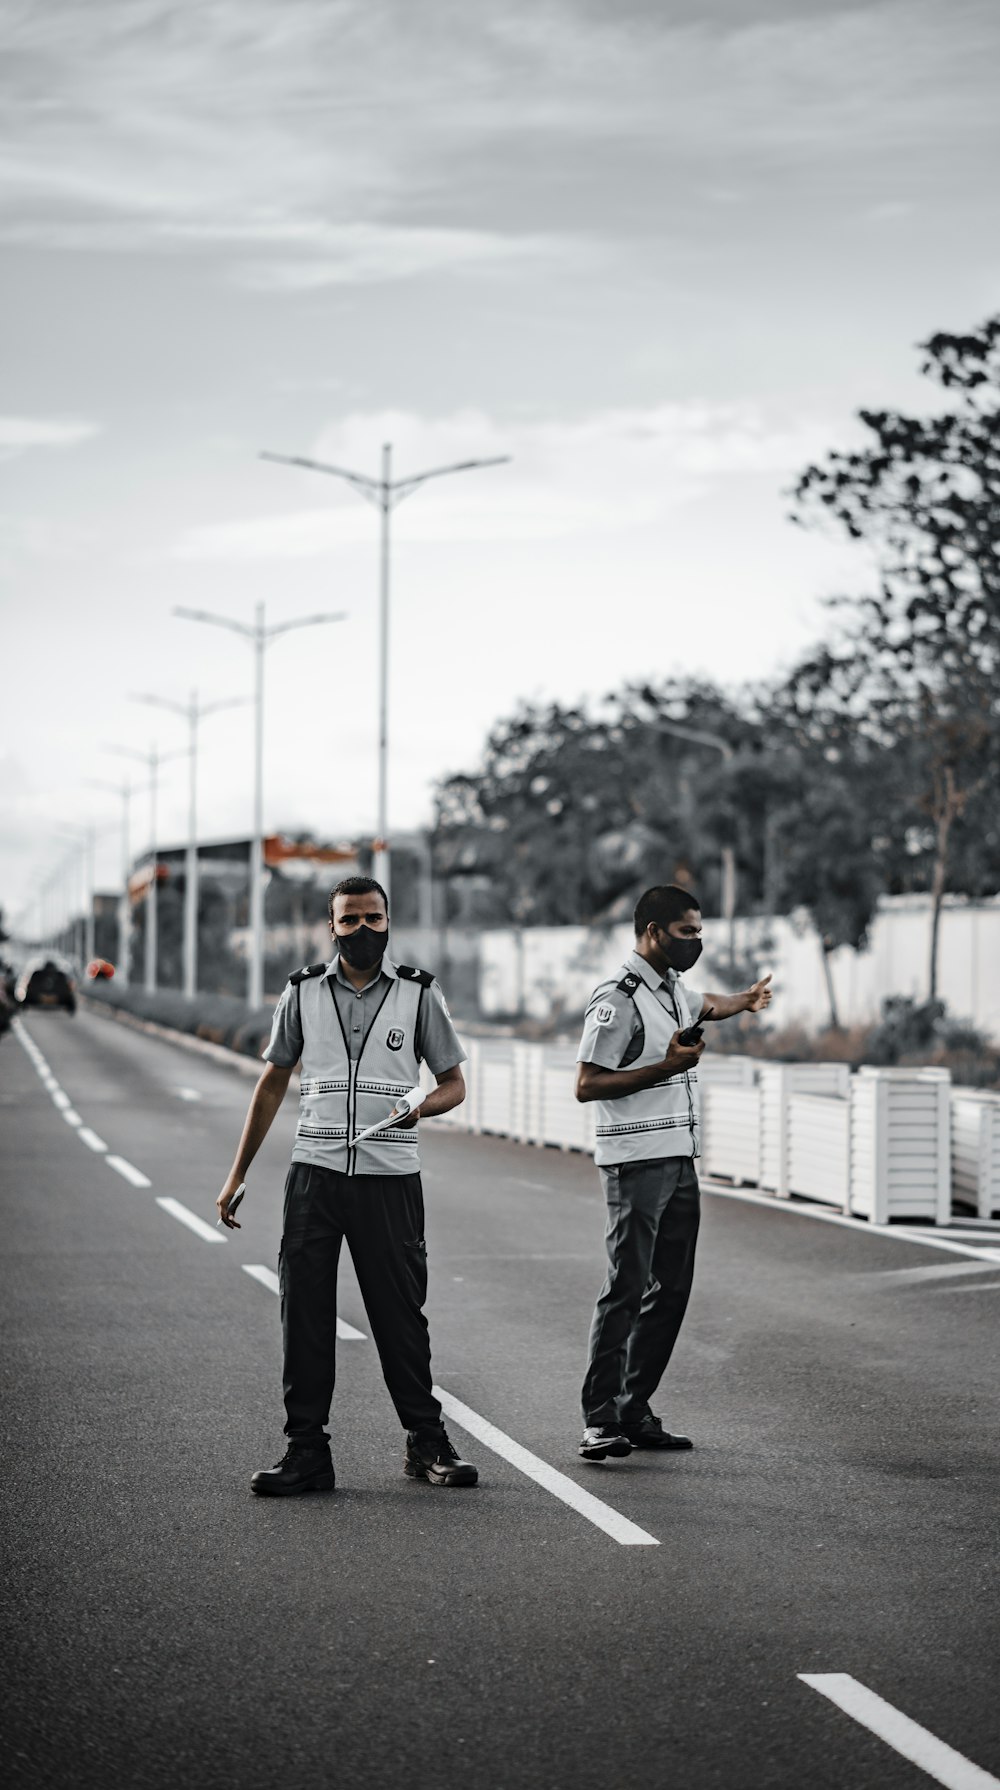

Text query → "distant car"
[86,958,115,981]
[16,955,77,1014]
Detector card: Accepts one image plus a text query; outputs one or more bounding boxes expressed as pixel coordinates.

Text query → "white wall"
[479,895,1000,1040]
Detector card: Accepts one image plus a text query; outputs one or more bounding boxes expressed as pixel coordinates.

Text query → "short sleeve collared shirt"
[264,954,465,1075]
[577,949,704,1070]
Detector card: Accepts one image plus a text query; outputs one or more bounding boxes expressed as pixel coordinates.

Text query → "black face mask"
[337,925,388,972]
[657,933,703,973]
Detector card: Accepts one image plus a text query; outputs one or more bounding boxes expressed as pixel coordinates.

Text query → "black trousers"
[581,1156,700,1427]
[279,1162,442,1448]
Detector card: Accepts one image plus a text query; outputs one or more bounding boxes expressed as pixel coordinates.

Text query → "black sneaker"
[620,1413,693,1451]
[404,1425,478,1487]
[579,1425,632,1461]
[251,1444,336,1497]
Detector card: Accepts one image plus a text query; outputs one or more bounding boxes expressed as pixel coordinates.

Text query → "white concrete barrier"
[429,1037,979,1226]
[848,1068,951,1226]
[702,1084,761,1184]
[787,1092,852,1209]
[950,1090,1000,1218]
[758,1063,852,1200]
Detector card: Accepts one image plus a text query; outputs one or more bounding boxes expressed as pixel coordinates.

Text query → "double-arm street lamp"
[87,776,141,985]
[131,689,250,999]
[174,603,346,1010]
[104,742,188,993]
[261,441,510,902]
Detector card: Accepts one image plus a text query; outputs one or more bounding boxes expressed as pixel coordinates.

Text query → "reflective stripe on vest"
[296,973,424,1175]
[592,972,701,1167]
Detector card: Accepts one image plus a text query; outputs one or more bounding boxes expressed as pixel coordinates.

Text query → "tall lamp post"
[657,720,738,971]
[174,603,347,1011]
[104,742,187,993]
[260,440,510,901]
[88,776,144,986]
[131,689,250,999]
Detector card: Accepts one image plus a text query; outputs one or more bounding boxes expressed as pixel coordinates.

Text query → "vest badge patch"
[594,1003,616,1026]
[386,1027,405,1050]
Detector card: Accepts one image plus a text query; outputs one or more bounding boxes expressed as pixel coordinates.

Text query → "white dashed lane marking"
[107,1155,153,1189]
[242,1264,365,1339]
[77,1127,108,1153]
[62,1109,83,1127]
[156,1197,225,1244]
[173,1087,202,1102]
[800,1674,1000,1789]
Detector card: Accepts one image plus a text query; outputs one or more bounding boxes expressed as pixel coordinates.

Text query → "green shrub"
[84,980,274,1061]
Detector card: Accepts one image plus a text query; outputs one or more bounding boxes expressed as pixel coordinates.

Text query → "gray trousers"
[581,1155,700,1428]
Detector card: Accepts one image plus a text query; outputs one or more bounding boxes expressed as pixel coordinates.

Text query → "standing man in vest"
[216,876,478,1495]
[575,884,772,1462]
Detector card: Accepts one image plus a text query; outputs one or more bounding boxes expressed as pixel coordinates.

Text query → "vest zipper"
[346,1059,358,1177]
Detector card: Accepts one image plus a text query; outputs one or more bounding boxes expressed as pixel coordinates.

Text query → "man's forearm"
[229,1068,291,1177]
[576,1057,691,1103]
[701,991,751,1022]
[418,1071,465,1119]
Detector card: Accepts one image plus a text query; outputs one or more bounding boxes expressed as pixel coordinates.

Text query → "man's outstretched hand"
[745,973,773,1014]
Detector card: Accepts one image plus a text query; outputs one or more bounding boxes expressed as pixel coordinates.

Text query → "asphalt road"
[2,1004,999,1790]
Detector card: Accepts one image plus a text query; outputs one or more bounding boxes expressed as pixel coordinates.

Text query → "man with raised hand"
[217,875,478,1496]
[575,884,772,1463]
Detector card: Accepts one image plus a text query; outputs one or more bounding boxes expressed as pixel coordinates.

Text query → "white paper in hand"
[349,1085,426,1148]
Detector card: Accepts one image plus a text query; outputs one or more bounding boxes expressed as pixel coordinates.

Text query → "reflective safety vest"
[593,967,701,1167]
[291,962,432,1176]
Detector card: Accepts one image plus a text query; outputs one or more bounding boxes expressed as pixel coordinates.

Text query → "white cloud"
[173,401,833,560]
[0,416,100,452]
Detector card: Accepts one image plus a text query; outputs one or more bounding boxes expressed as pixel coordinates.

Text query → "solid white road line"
[156,1197,226,1244]
[799,1674,1000,1790]
[433,1386,659,1548]
[62,1109,83,1127]
[242,1267,657,1543]
[106,1155,152,1189]
[77,1127,108,1153]
[705,1181,1000,1263]
[241,1264,366,1339]
[875,1260,1000,1283]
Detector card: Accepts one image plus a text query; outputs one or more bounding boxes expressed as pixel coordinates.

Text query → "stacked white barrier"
[950,1090,1000,1217]
[702,1084,761,1184]
[427,1037,987,1226]
[848,1068,951,1225]
[787,1092,852,1209]
[758,1064,852,1202]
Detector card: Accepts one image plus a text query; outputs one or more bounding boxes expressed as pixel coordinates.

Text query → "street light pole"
[132,689,250,999]
[657,719,738,971]
[104,742,186,993]
[89,778,136,984]
[261,439,510,900]
[174,602,347,1010]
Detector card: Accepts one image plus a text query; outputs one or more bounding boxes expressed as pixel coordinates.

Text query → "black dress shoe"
[579,1425,633,1461]
[620,1414,692,1450]
[404,1425,478,1487]
[251,1444,336,1496]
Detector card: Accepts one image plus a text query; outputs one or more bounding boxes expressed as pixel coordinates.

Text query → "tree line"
[432,315,1000,1018]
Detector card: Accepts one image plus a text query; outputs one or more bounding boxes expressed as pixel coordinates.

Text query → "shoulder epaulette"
[616,970,642,998]
[396,963,434,988]
[289,962,326,987]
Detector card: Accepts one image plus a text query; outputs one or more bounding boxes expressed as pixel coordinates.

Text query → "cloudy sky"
[3,0,999,926]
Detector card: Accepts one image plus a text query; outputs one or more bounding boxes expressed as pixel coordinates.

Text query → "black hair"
[328,875,389,921]
[633,884,701,937]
